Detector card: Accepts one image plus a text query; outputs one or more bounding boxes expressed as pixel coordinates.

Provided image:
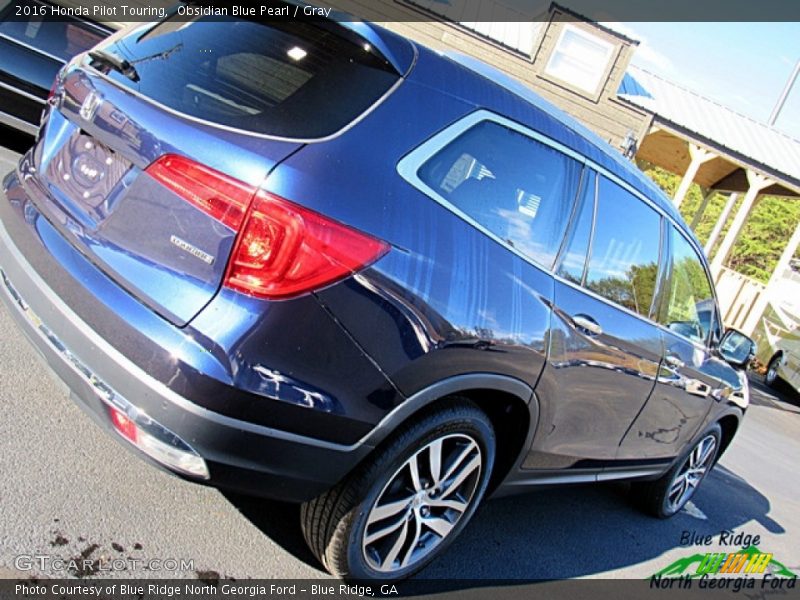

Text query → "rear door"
[529,173,665,469]
[619,225,731,460]
[29,14,402,325]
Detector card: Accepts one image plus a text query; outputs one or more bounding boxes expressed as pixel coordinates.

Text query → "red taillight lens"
[225,191,390,300]
[109,407,138,443]
[144,153,389,300]
[145,154,253,231]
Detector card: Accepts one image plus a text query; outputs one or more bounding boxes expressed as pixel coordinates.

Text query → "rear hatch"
[26,11,403,325]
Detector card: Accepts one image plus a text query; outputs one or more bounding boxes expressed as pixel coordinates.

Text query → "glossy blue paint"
[0,16,747,503]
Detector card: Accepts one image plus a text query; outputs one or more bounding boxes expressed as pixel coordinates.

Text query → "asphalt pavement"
[0,136,799,582]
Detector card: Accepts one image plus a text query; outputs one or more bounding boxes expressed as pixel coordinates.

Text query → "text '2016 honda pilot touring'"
[0,8,755,580]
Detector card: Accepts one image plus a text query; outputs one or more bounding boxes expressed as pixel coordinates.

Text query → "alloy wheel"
[361,433,482,573]
[666,434,717,513]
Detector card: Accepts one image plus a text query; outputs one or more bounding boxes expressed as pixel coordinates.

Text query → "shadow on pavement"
[222,370,794,584]
[222,492,323,571]
[223,457,781,584]
[748,372,800,412]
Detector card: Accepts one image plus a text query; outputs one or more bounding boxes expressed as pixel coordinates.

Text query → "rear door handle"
[572,314,603,336]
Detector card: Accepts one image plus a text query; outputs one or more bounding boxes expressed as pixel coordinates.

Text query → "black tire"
[300,399,495,580]
[631,423,722,519]
[765,355,782,388]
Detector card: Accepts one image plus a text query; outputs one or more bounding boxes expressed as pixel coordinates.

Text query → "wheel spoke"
[697,439,716,467]
[382,516,410,570]
[423,516,455,538]
[689,445,701,469]
[426,497,469,512]
[440,454,480,498]
[364,511,409,545]
[428,439,443,485]
[400,513,422,568]
[441,441,478,484]
[408,454,423,492]
[370,497,412,523]
[669,474,686,499]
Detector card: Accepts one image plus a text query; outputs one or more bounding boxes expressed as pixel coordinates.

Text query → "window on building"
[545,24,614,95]
[584,177,662,317]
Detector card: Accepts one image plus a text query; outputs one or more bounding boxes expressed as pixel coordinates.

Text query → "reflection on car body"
[0,6,755,580]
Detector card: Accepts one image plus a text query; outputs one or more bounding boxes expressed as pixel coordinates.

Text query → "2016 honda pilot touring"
[0,8,754,580]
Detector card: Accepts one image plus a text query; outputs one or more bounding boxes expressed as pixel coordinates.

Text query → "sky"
[605,22,800,140]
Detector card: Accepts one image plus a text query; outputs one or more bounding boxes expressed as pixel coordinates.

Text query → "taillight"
[225,191,390,299]
[109,407,137,443]
[145,154,252,231]
[145,154,390,300]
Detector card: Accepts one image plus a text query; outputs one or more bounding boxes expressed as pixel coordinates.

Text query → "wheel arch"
[715,412,742,464]
[361,374,538,491]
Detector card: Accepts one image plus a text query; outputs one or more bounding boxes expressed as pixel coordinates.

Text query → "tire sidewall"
[343,411,495,580]
[660,423,722,517]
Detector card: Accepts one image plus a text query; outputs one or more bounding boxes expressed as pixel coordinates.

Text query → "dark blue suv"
[0,11,754,580]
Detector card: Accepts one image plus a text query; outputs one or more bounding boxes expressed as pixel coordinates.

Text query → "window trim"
[553,169,596,286]
[398,109,717,350]
[397,109,587,271]
[543,24,615,98]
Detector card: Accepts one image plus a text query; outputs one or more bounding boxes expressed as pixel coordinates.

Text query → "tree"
[636,161,800,284]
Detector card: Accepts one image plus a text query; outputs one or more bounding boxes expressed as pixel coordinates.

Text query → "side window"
[556,170,596,284]
[584,178,661,318]
[661,228,719,345]
[417,120,582,269]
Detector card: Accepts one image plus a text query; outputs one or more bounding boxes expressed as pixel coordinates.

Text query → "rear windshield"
[92,14,401,138]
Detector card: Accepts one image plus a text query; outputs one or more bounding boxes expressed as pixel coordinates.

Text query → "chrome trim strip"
[0,110,38,136]
[505,466,665,486]
[397,109,721,353]
[0,80,46,105]
[0,33,67,64]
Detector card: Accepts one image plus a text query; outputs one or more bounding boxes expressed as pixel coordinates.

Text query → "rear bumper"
[0,186,374,502]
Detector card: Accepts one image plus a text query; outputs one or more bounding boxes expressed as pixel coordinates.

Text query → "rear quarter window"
[92,16,400,138]
[415,119,583,269]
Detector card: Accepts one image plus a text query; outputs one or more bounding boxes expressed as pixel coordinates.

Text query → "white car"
[754,305,800,392]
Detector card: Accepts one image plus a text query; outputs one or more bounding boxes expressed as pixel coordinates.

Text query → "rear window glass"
[93,15,400,138]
